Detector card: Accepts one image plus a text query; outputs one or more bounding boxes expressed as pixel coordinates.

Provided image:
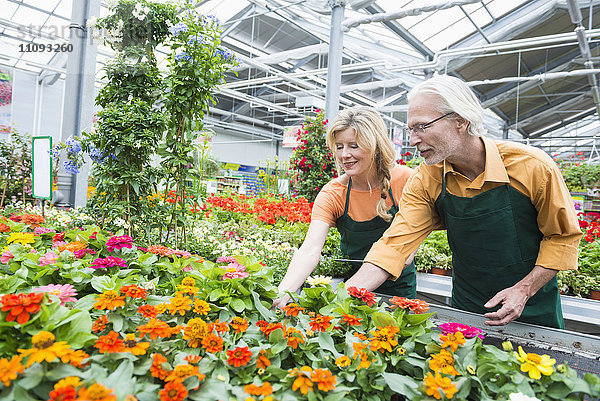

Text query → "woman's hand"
[271,293,291,310]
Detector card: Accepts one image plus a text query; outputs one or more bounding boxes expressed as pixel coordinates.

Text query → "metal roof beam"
[364,3,433,59]
[530,108,597,138]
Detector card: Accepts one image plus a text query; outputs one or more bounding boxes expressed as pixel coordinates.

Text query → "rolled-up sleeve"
[533,163,582,271]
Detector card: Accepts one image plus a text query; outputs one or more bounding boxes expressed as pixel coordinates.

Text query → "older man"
[346,74,581,328]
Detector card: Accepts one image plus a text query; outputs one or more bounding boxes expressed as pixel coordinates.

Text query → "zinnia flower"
[150,353,169,380]
[77,383,116,401]
[0,355,24,386]
[335,355,351,367]
[201,333,224,353]
[168,294,192,316]
[306,275,332,286]
[341,313,362,326]
[137,304,158,318]
[38,251,59,266]
[309,314,333,332]
[347,286,377,307]
[424,371,458,400]
[388,296,429,314]
[159,380,188,401]
[285,327,305,349]
[311,368,337,392]
[368,325,399,353]
[122,333,150,356]
[34,284,77,306]
[138,318,173,340]
[94,290,126,310]
[18,331,72,367]
[48,385,77,401]
[164,364,204,383]
[514,346,555,380]
[440,331,466,352]
[91,256,127,269]
[222,262,249,279]
[290,366,313,394]
[95,331,125,353]
[227,346,252,367]
[439,322,484,340]
[244,382,273,396]
[1,250,13,264]
[282,303,305,317]
[34,226,55,235]
[7,232,37,246]
[257,350,271,369]
[92,315,109,333]
[120,285,147,299]
[230,316,248,333]
[429,349,460,376]
[1,292,45,324]
[105,235,133,252]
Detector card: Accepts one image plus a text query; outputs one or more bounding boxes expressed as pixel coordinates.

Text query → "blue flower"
[89,147,104,163]
[170,22,188,35]
[214,47,232,60]
[204,15,220,26]
[175,52,192,62]
[188,35,205,45]
[66,136,82,154]
[64,159,79,174]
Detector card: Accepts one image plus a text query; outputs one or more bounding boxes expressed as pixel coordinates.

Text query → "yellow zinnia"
[368,325,399,353]
[7,232,36,246]
[18,331,72,367]
[514,346,555,379]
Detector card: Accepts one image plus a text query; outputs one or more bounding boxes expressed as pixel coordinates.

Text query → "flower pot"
[589,289,600,301]
[430,267,448,276]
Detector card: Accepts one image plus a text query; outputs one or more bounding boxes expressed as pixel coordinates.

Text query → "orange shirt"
[311,165,414,226]
[365,137,582,279]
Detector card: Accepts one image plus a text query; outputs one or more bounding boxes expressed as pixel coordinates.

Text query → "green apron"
[434,173,564,328]
[336,178,417,298]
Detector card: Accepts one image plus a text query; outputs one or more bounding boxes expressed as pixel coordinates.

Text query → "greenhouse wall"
[210,127,293,166]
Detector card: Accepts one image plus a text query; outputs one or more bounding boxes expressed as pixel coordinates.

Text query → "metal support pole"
[325,0,345,127]
[53,0,99,208]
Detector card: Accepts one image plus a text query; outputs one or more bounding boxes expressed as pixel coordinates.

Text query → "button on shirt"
[365,137,582,279]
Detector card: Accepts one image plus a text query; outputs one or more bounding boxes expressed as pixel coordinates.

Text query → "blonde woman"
[273,106,417,309]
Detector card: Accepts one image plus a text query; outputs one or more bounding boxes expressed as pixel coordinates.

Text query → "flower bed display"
[1,208,599,400]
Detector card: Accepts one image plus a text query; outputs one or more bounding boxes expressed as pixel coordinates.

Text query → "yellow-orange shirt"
[365,136,582,279]
[312,165,414,226]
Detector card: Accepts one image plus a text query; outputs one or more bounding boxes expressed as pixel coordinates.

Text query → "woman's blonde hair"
[326,106,396,221]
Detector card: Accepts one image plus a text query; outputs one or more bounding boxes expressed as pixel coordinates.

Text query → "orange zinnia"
[290,366,313,394]
[424,371,458,400]
[211,319,229,334]
[150,353,169,380]
[148,245,173,257]
[1,292,45,324]
[227,346,252,367]
[193,299,210,315]
[440,331,466,352]
[368,325,400,353]
[429,349,460,376]
[256,350,271,369]
[335,355,351,367]
[122,333,150,356]
[285,327,305,349]
[120,285,147,299]
[77,383,116,401]
[138,318,173,340]
[341,313,362,326]
[259,322,283,337]
[164,364,205,383]
[0,355,24,387]
[244,382,273,396]
[92,315,109,333]
[60,349,89,368]
[183,318,209,348]
[58,241,87,253]
[184,355,202,364]
[230,316,248,333]
[48,385,77,401]
[167,294,192,316]
[311,368,337,392]
[95,331,125,354]
[137,304,158,318]
[309,314,333,332]
[201,333,224,353]
[94,291,126,311]
[282,303,305,317]
[159,380,188,401]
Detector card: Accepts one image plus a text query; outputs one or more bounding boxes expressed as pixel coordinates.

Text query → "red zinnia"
[309,314,333,332]
[1,292,44,324]
[95,331,125,353]
[159,380,188,401]
[347,286,377,307]
[226,346,252,367]
[120,285,147,299]
[92,315,109,333]
[137,304,158,318]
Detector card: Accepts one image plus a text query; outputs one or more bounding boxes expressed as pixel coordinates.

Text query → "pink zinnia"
[34,227,55,235]
[38,251,59,266]
[91,256,127,269]
[34,284,77,305]
[216,256,237,263]
[171,249,191,258]
[1,250,14,264]
[105,235,133,252]
[222,262,249,280]
[74,248,96,259]
[439,322,484,340]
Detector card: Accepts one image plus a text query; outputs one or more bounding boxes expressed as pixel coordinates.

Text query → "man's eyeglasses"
[404,112,454,136]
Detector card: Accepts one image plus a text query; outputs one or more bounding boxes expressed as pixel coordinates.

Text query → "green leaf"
[268,328,285,343]
[188,378,230,401]
[104,359,135,399]
[230,298,245,313]
[372,311,398,328]
[382,372,419,398]
[250,291,271,320]
[17,363,44,390]
[404,312,435,325]
[317,333,340,358]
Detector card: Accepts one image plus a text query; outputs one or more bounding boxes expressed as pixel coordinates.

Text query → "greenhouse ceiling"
[1,0,600,159]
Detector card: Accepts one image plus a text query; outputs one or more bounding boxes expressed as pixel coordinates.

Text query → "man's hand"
[483,265,558,326]
[483,286,528,326]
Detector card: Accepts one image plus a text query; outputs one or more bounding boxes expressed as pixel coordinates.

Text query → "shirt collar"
[442,137,510,186]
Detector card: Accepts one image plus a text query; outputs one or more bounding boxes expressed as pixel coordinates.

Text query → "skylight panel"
[196,0,251,23]
[11,7,49,29]
[0,0,19,18]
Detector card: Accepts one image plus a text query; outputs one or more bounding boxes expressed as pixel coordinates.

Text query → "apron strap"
[343,178,352,216]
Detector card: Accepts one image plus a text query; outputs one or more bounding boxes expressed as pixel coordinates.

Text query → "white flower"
[306,275,333,286]
[508,393,541,401]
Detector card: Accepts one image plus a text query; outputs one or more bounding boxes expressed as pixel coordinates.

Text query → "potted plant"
[415,230,453,276]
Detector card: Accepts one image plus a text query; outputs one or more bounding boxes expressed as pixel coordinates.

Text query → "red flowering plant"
[289,109,338,202]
